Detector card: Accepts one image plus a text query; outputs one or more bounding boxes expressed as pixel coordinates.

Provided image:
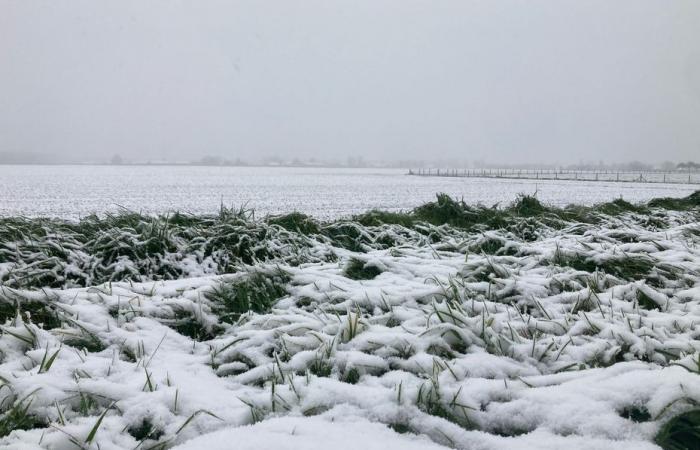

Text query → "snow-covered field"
[0,193,699,449]
[0,165,697,219]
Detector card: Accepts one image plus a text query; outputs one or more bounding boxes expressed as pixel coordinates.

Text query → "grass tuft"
[655,409,700,450]
[0,390,46,438]
[344,258,383,280]
[206,271,289,324]
[267,212,320,235]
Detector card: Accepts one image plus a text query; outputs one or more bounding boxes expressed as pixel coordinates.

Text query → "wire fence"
[408,168,700,185]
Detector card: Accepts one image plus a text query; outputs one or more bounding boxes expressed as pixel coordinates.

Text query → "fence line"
[407,168,700,185]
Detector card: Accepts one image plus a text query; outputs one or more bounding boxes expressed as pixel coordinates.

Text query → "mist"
[1,0,699,166]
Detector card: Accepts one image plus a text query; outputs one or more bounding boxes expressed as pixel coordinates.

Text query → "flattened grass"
[267,212,320,235]
[206,271,289,324]
[0,190,696,289]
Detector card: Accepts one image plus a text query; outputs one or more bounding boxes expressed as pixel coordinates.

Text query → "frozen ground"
[0,165,697,219]
[0,193,698,449]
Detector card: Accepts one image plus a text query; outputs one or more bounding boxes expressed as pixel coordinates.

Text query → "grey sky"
[1,0,699,164]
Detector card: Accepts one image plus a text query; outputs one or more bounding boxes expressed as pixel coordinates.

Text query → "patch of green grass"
[128,418,164,442]
[168,308,217,341]
[0,391,46,437]
[0,294,63,329]
[510,194,548,217]
[598,256,655,282]
[596,198,647,216]
[342,367,361,384]
[344,258,382,280]
[0,191,696,289]
[63,333,106,353]
[354,210,415,228]
[414,194,502,229]
[655,409,700,450]
[648,191,700,211]
[322,222,370,252]
[470,237,504,255]
[620,405,651,423]
[308,358,332,377]
[416,380,471,429]
[636,289,661,311]
[207,271,289,324]
[551,252,598,273]
[267,212,320,235]
[388,423,412,434]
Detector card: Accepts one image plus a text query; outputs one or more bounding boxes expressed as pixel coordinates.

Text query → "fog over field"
[1,1,700,165]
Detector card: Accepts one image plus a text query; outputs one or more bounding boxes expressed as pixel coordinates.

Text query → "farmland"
[0,191,699,449]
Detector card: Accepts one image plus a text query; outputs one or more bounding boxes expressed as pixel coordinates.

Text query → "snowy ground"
[0,196,699,449]
[0,165,697,219]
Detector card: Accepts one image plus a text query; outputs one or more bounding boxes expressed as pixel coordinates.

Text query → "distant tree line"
[677,161,700,170]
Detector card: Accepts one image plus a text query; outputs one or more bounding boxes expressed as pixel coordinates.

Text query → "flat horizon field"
[0,165,697,220]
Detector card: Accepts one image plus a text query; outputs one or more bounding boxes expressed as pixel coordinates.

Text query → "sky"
[1,0,699,165]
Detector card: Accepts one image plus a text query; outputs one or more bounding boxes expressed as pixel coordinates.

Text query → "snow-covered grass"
[0,192,699,449]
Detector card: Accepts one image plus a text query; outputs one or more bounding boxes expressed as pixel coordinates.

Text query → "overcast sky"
[1,1,699,164]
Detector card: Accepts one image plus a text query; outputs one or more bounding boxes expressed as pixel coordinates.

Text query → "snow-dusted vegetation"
[1,192,699,449]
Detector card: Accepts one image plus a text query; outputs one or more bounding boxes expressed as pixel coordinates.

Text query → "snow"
[0,203,699,449]
[0,165,696,219]
[171,414,449,450]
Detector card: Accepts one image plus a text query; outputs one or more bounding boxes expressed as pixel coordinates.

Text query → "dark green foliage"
[0,191,696,289]
[342,367,361,384]
[0,208,322,289]
[308,358,332,377]
[648,191,700,211]
[267,212,320,235]
[470,237,504,255]
[168,308,218,341]
[656,410,700,450]
[470,236,519,256]
[598,256,655,281]
[373,232,398,249]
[0,393,46,438]
[637,289,661,311]
[507,218,543,241]
[414,194,501,229]
[354,210,415,228]
[0,294,63,329]
[388,423,412,434]
[416,382,470,429]
[489,425,533,437]
[344,258,382,280]
[295,297,314,308]
[385,316,401,328]
[511,194,548,217]
[620,405,651,422]
[596,198,647,216]
[551,252,598,273]
[206,271,289,324]
[63,333,106,353]
[551,250,655,283]
[128,418,164,442]
[322,222,371,252]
